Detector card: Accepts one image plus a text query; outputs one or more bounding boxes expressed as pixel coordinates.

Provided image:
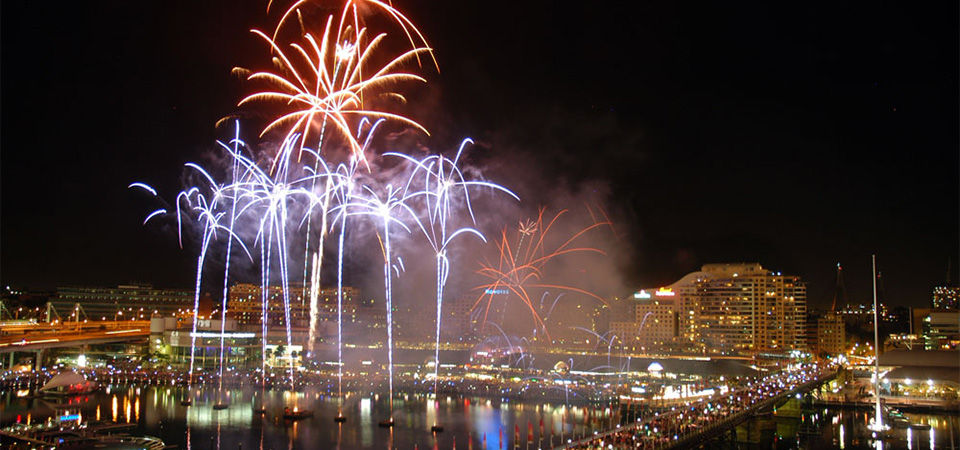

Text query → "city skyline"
[1,0,957,310]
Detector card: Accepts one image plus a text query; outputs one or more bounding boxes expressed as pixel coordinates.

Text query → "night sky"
[2,0,957,310]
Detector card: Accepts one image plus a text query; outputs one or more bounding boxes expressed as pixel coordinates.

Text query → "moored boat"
[282,407,313,420]
[39,372,98,397]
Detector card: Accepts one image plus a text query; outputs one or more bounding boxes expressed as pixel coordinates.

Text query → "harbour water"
[734,406,958,450]
[1,385,956,450]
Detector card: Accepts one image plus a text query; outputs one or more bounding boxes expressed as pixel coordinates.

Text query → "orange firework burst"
[473,207,612,340]
[231,0,436,168]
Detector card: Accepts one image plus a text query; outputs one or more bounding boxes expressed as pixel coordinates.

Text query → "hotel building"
[612,263,807,355]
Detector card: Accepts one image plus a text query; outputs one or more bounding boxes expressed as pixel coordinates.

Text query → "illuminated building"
[932,284,959,309]
[610,289,679,352]
[923,310,960,350]
[877,349,960,405]
[227,283,359,335]
[442,293,479,340]
[806,311,845,357]
[149,316,260,369]
[54,284,194,321]
[617,263,807,355]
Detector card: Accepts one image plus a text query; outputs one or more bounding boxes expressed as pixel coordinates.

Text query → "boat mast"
[872,254,883,431]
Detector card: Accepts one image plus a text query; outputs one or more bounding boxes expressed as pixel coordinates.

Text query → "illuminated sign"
[59,414,81,422]
[655,288,675,297]
[633,290,651,299]
[485,289,509,295]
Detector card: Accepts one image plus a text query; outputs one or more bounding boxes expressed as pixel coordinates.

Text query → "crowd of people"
[566,363,834,449]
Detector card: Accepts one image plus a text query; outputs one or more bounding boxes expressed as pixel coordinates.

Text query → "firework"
[328,117,385,416]
[233,0,435,170]
[335,173,422,420]
[474,207,611,340]
[131,0,544,424]
[388,138,518,398]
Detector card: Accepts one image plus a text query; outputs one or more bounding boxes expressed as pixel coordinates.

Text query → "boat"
[0,416,164,450]
[884,407,931,430]
[39,371,98,397]
[282,407,313,420]
[63,435,166,450]
[378,419,395,427]
[213,403,229,410]
[431,424,444,432]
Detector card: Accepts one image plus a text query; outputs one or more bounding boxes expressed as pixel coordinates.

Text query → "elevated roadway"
[0,321,150,353]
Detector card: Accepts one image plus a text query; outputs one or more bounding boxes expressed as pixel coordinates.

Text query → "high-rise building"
[616,263,807,355]
[630,294,678,351]
[695,263,807,353]
[806,311,845,357]
[442,293,479,340]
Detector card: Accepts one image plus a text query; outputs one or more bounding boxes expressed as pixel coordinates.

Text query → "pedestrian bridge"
[557,365,837,449]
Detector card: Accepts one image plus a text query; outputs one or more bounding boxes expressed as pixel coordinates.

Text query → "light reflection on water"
[1,386,958,450]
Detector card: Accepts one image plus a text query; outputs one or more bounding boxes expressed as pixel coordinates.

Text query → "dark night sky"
[2,0,957,309]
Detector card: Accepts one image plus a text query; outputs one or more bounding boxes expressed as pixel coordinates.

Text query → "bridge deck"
[0,321,150,353]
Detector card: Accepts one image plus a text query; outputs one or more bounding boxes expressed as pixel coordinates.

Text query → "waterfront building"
[148,316,259,369]
[148,316,300,370]
[442,293,479,341]
[227,283,360,336]
[923,309,960,350]
[610,292,678,353]
[694,263,807,353]
[877,349,960,408]
[811,312,845,357]
[885,333,925,351]
[54,284,194,321]
[617,263,807,355]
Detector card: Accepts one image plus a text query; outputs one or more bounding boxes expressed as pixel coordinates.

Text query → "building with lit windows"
[923,310,960,350]
[615,263,807,355]
[806,311,845,357]
[610,290,679,352]
[932,284,959,309]
[54,284,194,321]
[227,283,360,336]
[442,294,479,340]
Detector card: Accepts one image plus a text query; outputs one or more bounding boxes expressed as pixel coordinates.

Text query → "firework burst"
[473,207,611,341]
[388,139,518,396]
[232,0,435,170]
